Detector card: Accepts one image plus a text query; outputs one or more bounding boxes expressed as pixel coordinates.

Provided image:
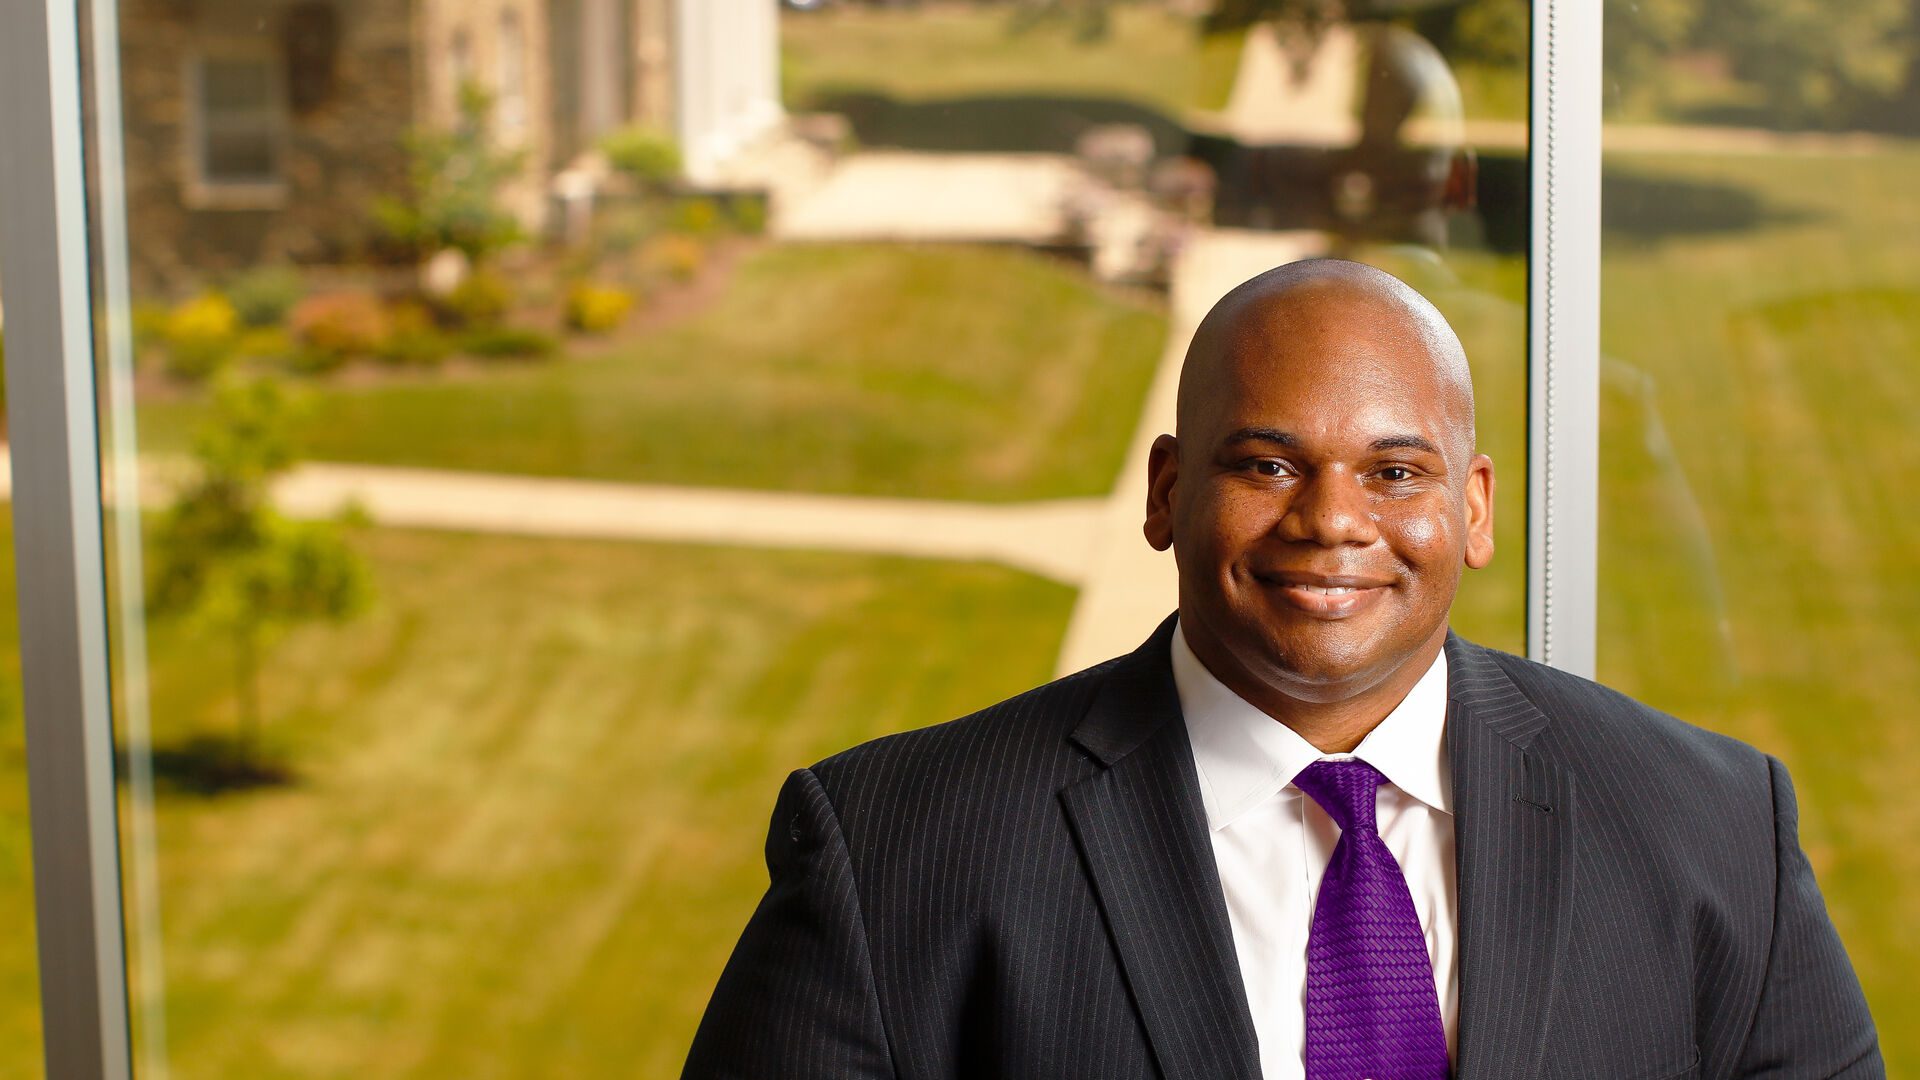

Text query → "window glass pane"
[1599,0,1918,1063]
[85,0,1528,1073]
[200,59,275,114]
[202,132,278,182]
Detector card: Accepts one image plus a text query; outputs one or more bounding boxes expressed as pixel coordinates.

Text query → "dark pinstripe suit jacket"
[684,617,1882,1079]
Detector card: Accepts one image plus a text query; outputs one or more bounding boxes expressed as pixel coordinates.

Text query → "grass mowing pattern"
[1599,147,1920,1067]
[138,244,1169,503]
[0,525,1073,1077]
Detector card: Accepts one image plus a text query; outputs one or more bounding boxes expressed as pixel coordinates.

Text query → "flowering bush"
[163,292,241,379]
[564,282,636,334]
[289,291,391,371]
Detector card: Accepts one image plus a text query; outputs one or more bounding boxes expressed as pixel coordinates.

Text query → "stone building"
[117,0,780,291]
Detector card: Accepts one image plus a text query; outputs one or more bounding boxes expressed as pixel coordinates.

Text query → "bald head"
[1176,259,1476,463]
[1143,257,1497,738]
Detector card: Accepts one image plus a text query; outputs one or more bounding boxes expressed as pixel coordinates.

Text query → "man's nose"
[1275,470,1380,546]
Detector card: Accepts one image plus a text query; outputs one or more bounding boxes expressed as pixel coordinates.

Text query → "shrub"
[234,326,294,365]
[727,193,768,235]
[564,282,636,334]
[289,291,390,369]
[377,301,452,367]
[642,233,706,284]
[670,197,723,236]
[442,269,514,327]
[460,325,558,360]
[163,292,240,379]
[373,82,526,264]
[599,127,681,189]
[595,203,653,254]
[285,344,351,376]
[225,265,306,327]
[131,300,171,356]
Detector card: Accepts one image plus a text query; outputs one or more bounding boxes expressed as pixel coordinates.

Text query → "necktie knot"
[1293,758,1385,834]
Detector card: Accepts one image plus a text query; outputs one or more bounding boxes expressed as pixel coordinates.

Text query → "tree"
[147,375,371,751]
[374,81,528,265]
[1193,0,1702,93]
[1698,0,1912,127]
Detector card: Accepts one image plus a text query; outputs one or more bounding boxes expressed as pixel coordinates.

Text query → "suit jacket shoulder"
[802,650,1121,887]
[1469,638,1772,811]
[1447,635,1881,1077]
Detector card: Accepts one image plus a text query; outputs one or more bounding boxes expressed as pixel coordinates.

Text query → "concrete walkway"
[775,151,1086,243]
[275,464,1106,585]
[0,450,1106,587]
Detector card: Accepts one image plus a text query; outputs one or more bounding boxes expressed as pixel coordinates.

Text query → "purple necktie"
[1294,759,1450,1080]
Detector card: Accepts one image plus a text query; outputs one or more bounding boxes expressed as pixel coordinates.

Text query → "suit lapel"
[1058,616,1262,1080]
[1446,632,1578,1079]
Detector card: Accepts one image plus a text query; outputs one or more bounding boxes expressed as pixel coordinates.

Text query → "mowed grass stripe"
[0,525,1072,1078]
[1598,147,1920,1064]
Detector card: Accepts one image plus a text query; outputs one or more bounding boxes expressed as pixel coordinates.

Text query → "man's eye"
[1378,466,1414,482]
[1251,460,1286,477]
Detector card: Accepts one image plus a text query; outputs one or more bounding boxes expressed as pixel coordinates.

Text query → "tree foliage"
[1604,0,1701,112]
[1026,0,1920,128]
[1697,0,1914,126]
[374,82,528,265]
[148,375,371,748]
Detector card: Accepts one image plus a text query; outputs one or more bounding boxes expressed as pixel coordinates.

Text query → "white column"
[674,0,782,183]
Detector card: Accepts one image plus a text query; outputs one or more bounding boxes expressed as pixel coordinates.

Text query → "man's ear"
[1464,452,1495,569]
[1144,434,1179,552]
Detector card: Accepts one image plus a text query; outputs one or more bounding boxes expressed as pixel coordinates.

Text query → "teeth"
[1302,585,1355,595]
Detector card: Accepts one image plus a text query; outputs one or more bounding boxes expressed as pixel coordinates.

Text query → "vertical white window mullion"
[0,1,136,1078]
[1527,0,1604,676]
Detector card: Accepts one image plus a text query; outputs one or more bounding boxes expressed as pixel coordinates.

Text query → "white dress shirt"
[1172,619,1457,1080]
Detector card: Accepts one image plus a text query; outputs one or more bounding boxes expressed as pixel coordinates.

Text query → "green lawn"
[1597,144,1920,1066]
[137,244,1168,503]
[0,519,41,1080]
[0,524,1074,1078]
[783,4,1242,118]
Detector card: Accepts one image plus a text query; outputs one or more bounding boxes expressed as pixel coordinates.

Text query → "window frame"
[181,41,291,210]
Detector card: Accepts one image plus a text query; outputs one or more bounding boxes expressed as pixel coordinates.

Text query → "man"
[683,261,1881,1078]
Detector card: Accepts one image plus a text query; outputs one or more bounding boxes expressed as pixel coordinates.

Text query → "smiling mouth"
[1255,573,1392,618]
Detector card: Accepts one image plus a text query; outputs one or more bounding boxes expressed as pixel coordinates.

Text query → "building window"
[187,50,288,206]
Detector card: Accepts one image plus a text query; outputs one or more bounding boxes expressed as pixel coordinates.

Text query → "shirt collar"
[1172,618,1452,832]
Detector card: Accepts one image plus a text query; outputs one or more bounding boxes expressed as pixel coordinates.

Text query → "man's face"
[1145,293,1494,704]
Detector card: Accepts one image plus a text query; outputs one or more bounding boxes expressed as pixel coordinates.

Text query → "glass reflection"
[84,0,1527,1073]
[1600,0,1920,1065]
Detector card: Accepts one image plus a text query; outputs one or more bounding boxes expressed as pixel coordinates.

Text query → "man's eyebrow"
[1222,427,1298,447]
[1369,434,1443,455]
